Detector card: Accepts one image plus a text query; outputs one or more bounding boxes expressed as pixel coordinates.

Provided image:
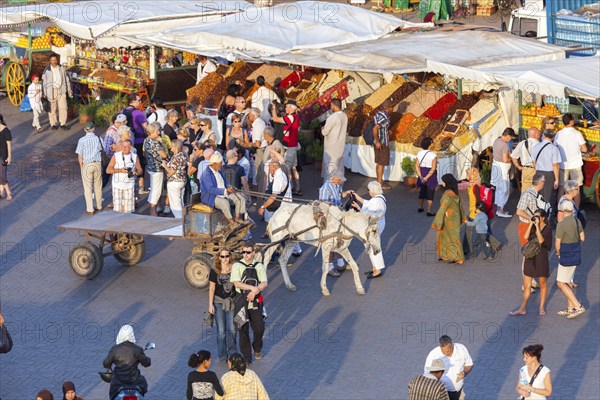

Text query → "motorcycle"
[99,342,155,400]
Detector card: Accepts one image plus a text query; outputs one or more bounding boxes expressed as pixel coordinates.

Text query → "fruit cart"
[58,206,253,290]
[0,25,56,106]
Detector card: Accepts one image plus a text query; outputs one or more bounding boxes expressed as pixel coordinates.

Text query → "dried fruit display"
[414,120,445,147]
[365,80,404,109]
[389,82,419,106]
[229,63,261,83]
[247,65,294,86]
[441,94,479,121]
[215,64,229,75]
[346,104,375,137]
[469,98,497,124]
[398,116,430,144]
[297,89,319,108]
[186,73,225,108]
[401,87,445,116]
[433,134,454,152]
[392,113,416,142]
[424,93,458,120]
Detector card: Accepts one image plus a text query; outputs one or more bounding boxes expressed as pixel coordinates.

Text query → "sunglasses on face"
[233,121,241,123]
[548,121,555,125]
[219,254,230,258]
[242,250,253,254]
[200,124,206,127]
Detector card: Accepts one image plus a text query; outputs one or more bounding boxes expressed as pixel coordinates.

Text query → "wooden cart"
[0,25,54,106]
[58,205,252,290]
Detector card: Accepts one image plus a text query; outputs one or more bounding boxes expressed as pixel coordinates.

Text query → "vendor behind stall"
[582,99,599,127]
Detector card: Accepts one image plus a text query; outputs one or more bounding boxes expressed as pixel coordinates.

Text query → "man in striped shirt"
[75,121,104,214]
[373,100,393,190]
[408,358,449,400]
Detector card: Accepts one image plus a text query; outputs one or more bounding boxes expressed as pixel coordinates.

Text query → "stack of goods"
[318,70,347,94]
[519,103,561,130]
[346,104,375,137]
[442,109,470,137]
[182,52,197,66]
[186,73,226,108]
[414,119,445,147]
[215,64,230,75]
[228,62,260,83]
[400,86,445,116]
[441,94,479,122]
[364,77,405,109]
[467,97,499,136]
[247,64,293,86]
[423,93,458,120]
[391,112,416,142]
[389,82,420,107]
[397,116,431,147]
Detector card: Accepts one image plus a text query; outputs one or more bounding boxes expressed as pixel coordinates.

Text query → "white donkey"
[261,202,382,296]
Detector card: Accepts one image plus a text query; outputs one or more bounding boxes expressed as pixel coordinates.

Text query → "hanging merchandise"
[418,0,454,20]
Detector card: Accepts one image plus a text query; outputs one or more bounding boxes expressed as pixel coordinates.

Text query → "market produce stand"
[0,25,56,106]
[58,207,252,289]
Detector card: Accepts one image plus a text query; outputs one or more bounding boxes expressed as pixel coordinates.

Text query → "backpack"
[474,183,495,220]
[362,120,375,146]
[528,191,551,216]
[239,261,264,307]
[123,107,144,139]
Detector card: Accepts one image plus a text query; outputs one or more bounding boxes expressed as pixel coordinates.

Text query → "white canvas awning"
[428,56,600,99]
[120,2,428,60]
[266,30,566,74]
[0,1,248,46]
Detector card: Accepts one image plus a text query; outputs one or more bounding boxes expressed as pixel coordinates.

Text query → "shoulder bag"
[521,234,541,259]
[519,364,544,400]
[98,136,110,167]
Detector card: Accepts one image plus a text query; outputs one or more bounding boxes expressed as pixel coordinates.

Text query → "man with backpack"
[231,243,268,363]
[122,93,149,195]
[370,100,393,190]
[511,127,540,192]
[531,129,561,217]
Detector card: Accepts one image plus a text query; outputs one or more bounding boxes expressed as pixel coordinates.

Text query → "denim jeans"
[214,302,236,360]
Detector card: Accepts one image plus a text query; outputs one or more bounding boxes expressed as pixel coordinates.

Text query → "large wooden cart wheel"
[5,62,25,106]
[112,234,146,266]
[184,253,213,290]
[69,242,104,280]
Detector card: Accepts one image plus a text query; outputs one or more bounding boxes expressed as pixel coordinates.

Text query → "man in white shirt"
[511,127,540,192]
[196,55,217,84]
[555,113,588,207]
[424,335,474,400]
[251,76,277,124]
[146,97,168,128]
[248,108,267,189]
[321,99,348,181]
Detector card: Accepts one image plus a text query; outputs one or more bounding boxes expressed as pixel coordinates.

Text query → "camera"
[531,215,539,222]
[126,167,134,178]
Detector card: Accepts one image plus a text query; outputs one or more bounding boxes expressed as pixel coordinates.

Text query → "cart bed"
[58,211,183,238]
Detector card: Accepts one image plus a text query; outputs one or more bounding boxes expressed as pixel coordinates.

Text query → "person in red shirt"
[271,99,302,196]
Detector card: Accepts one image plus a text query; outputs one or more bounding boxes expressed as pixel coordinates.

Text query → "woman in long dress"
[431,174,466,264]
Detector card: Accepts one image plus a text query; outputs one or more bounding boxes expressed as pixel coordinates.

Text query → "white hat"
[426,359,448,372]
[208,152,224,164]
[115,114,127,123]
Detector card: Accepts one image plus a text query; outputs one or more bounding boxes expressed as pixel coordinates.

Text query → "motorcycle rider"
[103,325,151,399]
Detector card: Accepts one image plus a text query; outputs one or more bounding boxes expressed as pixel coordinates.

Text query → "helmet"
[99,369,113,383]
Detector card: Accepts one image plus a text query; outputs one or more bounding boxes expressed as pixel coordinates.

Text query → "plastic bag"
[20,95,32,112]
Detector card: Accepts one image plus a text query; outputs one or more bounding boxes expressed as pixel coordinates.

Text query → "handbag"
[0,323,13,354]
[559,219,582,266]
[521,236,541,259]
[98,136,110,167]
[42,97,51,113]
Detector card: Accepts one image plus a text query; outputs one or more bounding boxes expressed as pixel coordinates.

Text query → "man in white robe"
[321,99,348,180]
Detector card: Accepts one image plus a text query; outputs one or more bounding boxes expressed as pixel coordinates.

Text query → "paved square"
[0,98,598,399]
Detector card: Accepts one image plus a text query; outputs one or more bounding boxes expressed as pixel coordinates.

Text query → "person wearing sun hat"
[200,152,246,227]
[408,358,449,400]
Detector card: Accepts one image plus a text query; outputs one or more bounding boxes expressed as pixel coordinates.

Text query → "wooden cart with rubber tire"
[58,205,253,290]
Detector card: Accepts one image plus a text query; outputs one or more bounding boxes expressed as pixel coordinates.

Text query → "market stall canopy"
[266,30,566,74]
[0,0,249,42]
[120,2,429,60]
[428,56,600,99]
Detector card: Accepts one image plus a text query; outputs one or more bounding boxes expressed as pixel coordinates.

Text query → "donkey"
[261,202,382,296]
